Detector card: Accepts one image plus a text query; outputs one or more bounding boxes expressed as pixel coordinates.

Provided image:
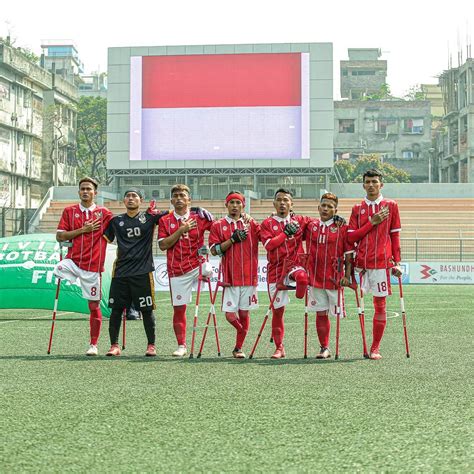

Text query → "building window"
[402,150,414,159]
[375,119,397,134]
[342,69,348,76]
[402,118,424,134]
[352,70,376,76]
[338,119,355,133]
[0,79,10,101]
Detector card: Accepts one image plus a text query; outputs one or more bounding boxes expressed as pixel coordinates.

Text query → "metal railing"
[401,238,474,261]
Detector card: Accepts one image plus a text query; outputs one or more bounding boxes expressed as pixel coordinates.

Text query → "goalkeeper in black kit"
[103,189,168,357]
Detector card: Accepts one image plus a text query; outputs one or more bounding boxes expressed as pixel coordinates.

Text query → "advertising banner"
[0,234,116,315]
[410,262,474,284]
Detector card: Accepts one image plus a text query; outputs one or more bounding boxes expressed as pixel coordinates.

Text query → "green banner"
[0,234,115,316]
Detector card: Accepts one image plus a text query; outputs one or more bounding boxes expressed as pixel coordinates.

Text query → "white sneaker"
[86,344,98,356]
[172,345,187,357]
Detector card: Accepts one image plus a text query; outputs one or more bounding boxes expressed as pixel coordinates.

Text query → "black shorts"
[108,273,156,311]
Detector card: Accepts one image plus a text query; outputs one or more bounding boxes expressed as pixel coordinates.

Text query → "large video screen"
[130,53,310,161]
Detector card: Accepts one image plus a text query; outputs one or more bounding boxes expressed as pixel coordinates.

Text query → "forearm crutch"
[189,265,204,359]
[397,276,410,358]
[197,273,224,358]
[352,270,369,358]
[303,291,309,359]
[249,288,280,359]
[47,242,70,354]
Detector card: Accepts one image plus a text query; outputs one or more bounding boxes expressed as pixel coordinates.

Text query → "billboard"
[107,43,334,170]
[130,53,310,161]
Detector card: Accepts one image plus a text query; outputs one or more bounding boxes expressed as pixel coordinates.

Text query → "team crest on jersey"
[227,301,232,306]
[138,213,146,224]
[75,213,80,218]
[313,226,318,231]
[273,225,278,231]
[171,223,176,229]
[330,227,337,233]
[361,209,366,215]
[94,211,102,218]
[223,226,228,231]
[176,295,182,300]
[119,221,124,226]
[276,297,281,303]
[311,300,316,306]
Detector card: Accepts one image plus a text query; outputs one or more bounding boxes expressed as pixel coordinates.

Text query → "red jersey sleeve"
[390,202,401,233]
[57,208,72,232]
[348,205,359,232]
[259,219,274,247]
[208,221,222,248]
[157,217,169,241]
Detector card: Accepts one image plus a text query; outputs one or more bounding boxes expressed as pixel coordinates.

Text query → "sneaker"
[316,347,331,359]
[86,344,98,356]
[145,344,157,357]
[172,345,187,357]
[232,348,246,359]
[106,344,121,357]
[271,345,286,359]
[369,351,382,360]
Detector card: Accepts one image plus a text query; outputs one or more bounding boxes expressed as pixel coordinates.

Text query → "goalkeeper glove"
[230,229,248,243]
[283,221,299,237]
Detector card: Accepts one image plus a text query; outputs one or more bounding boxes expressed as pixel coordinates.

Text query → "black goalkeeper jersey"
[104,211,164,277]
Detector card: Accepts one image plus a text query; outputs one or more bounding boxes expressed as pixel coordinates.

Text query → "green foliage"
[404,84,426,101]
[76,96,107,183]
[334,156,411,183]
[362,83,392,101]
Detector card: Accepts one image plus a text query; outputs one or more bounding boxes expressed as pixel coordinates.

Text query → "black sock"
[142,310,156,345]
[109,308,123,345]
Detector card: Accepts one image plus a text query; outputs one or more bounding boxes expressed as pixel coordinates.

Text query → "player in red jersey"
[209,191,260,359]
[158,184,214,357]
[347,169,402,360]
[54,177,113,356]
[259,188,310,359]
[305,193,354,359]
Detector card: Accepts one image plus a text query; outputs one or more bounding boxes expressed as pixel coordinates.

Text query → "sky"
[2,0,473,99]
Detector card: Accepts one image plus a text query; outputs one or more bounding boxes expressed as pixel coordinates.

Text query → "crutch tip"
[217,353,221,357]
[303,355,307,359]
[189,354,194,359]
[335,355,339,360]
[196,353,202,358]
[47,351,51,355]
[406,354,410,358]
[363,353,369,359]
[249,355,254,359]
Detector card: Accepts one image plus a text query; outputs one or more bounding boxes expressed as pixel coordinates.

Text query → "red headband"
[225,193,245,205]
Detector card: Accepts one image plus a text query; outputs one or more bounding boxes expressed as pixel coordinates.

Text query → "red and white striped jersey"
[348,195,401,269]
[208,216,260,286]
[57,203,113,273]
[260,214,310,283]
[305,218,353,289]
[158,210,213,278]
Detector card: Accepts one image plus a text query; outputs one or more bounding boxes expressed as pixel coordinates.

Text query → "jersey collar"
[224,215,243,224]
[272,215,291,224]
[320,218,334,227]
[79,203,97,213]
[173,211,190,221]
[364,194,384,206]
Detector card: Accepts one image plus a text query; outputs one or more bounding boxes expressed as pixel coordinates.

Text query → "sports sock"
[271,306,285,347]
[88,300,102,345]
[292,269,309,299]
[236,310,250,349]
[141,310,156,345]
[108,308,123,345]
[225,312,243,332]
[316,311,330,348]
[173,305,187,346]
[371,296,387,353]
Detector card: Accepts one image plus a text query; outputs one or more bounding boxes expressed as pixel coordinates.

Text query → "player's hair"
[363,168,383,182]
[170,184,191,197]
[320,192,338,207]
[274,188,293,199]
[79,177,98,190]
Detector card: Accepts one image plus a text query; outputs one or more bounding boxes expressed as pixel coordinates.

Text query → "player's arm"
[340,252,354,287]
[56,206,101,242]
[158,218,196,251]
[347,206,390,244]
[103,219,116,244]
[263,221,299,251]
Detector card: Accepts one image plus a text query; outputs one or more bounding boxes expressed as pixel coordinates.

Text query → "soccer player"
[103,189,168,357]
[54,177,113,356]
[259,188,310,359]
[347,169,402,360]
[158,184,214,357]
[209,191,260,359]
[305,193,354,359]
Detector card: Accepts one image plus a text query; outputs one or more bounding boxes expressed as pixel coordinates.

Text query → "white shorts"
[268,283,289,310]
[170,266,212,306]
[308,286,344,317]
[357,268,391,297]
[221,286,258,312]
[53,258,101,301]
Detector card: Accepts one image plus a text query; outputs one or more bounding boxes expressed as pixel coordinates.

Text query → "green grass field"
[1,285,472,472]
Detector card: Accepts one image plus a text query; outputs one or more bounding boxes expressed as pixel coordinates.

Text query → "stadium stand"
[37,198,474,261]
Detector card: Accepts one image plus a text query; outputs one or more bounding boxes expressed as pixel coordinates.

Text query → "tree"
[333,160,355,182]
[352,156,411,183]
[363,83,393,101]
[404,84,426,101]
[76,96,107,183]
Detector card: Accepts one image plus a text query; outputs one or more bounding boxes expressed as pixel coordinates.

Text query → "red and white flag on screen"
[130,53,309,161]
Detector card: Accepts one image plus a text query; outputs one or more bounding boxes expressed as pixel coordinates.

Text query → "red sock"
[226,312,243,333]
[271,306,285,347]
[236,310,250,349]
[88,301,102,345]
[173,305,187,346]
[292,270,309,299]
[371,296,387,353]
[316,311,330,348]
